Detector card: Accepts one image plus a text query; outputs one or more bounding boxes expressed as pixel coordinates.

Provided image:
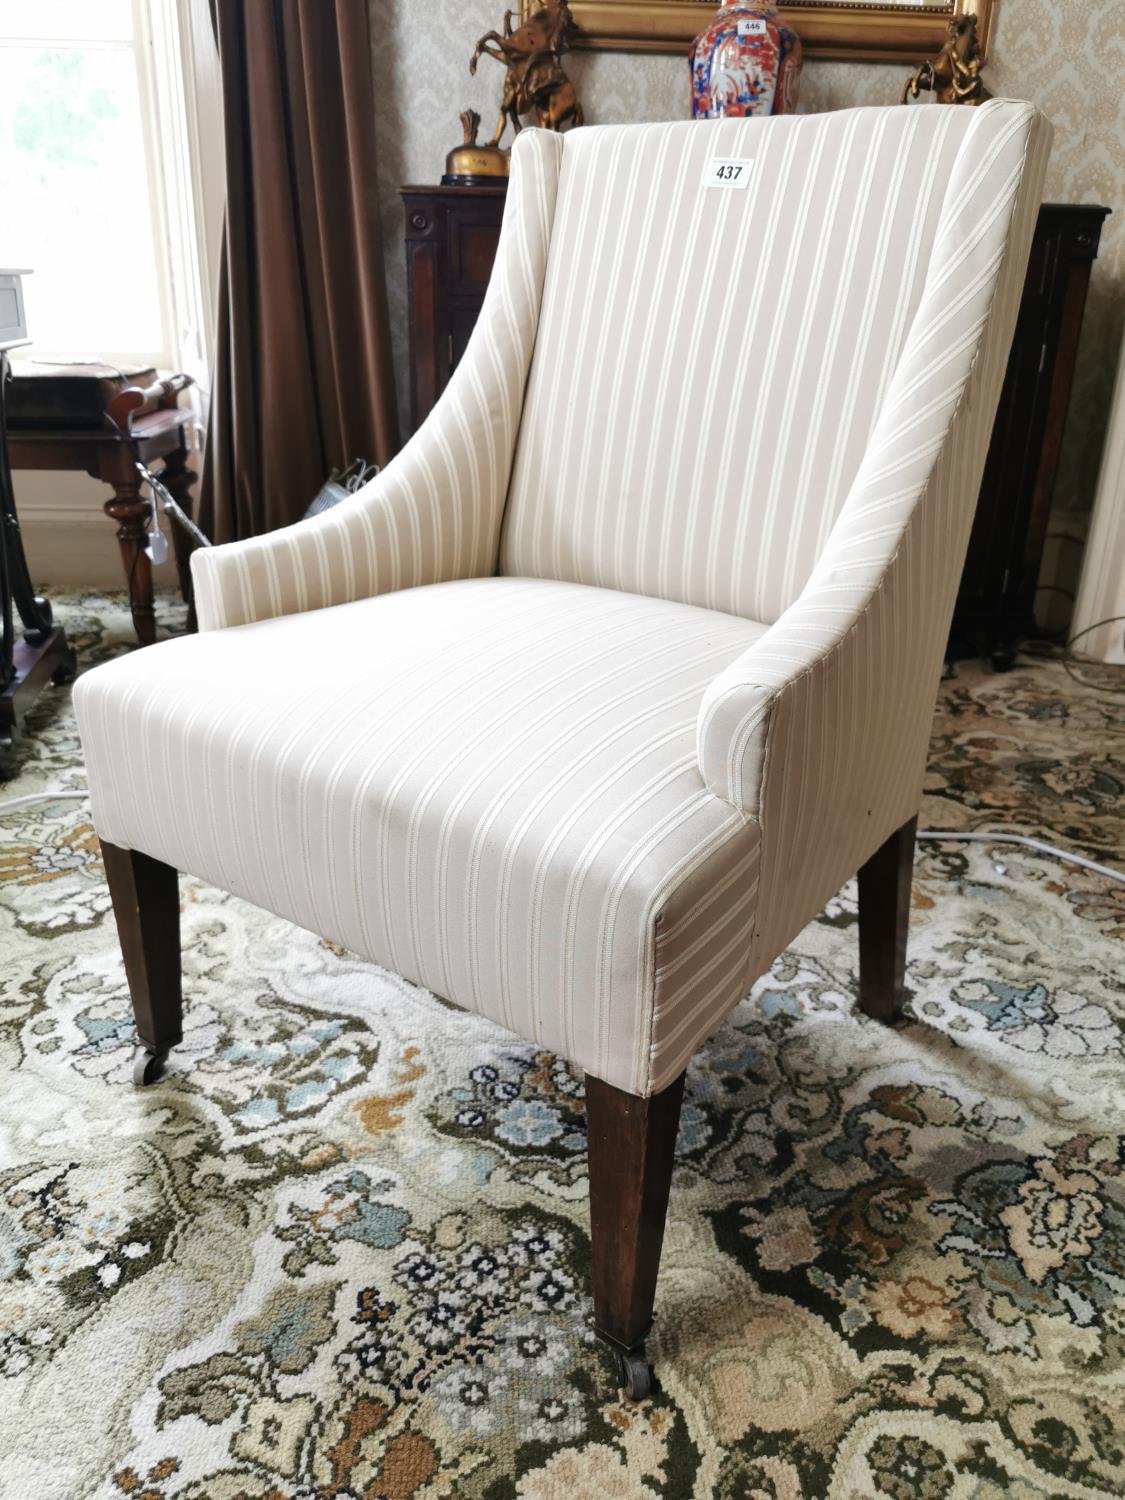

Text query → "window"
[0,0,212,373]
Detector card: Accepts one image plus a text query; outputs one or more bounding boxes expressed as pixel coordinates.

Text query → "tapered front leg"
[100,842,182,1085]
[857,815,917,1024]
[585,1070,685,1400]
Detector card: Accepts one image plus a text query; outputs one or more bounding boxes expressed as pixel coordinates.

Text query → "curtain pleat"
[201,0,399,544]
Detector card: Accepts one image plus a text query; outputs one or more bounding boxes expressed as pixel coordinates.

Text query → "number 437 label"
[705,158,754,190]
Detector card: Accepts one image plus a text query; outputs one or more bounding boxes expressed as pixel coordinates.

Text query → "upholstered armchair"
[76,101,1050,1398]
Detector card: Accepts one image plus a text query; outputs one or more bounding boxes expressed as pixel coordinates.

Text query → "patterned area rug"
[1,594,1122,1500]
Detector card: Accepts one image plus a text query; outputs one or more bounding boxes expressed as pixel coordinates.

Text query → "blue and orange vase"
[691,3,802,118]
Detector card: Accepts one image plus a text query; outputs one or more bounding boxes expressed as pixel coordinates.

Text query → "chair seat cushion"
[74,578,766,1093]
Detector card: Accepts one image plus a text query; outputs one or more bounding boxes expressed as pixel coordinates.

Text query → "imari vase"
[690,3,803,118]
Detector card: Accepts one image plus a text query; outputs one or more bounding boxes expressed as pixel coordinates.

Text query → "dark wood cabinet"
[402,186,1108,666]
[402,185,507,435]
[952,203,1108,665]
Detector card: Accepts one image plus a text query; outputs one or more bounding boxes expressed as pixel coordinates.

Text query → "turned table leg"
[104,477,156,647]
[161,444,199,621]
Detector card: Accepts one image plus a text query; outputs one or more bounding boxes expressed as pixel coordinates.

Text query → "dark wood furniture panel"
[403,188,1108,666]
[953,204,1108,666]
[1,344,75,754]
[402,185,507,435]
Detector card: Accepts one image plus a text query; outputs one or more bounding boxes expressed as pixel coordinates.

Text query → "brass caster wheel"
[133,1048,168,1087]
[617,1347,652,1402]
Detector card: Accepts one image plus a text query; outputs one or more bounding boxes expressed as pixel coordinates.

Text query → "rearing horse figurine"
[470,3,584,147]
[902,13,991,107]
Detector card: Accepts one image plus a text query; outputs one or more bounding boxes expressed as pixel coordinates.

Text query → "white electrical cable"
[917,830,1124,885]
[0,792,87,815]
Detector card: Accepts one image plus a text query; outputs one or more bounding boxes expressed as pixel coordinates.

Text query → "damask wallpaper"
[371,1,1123,527]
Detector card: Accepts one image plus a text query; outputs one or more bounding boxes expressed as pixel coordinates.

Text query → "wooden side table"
[6,363,198,647]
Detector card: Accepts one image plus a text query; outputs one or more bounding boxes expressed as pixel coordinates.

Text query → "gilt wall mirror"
[522,1,995,61]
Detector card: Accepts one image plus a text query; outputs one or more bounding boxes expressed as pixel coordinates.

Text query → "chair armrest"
[191,437,476,632]
[698,99,1049,970]
[697,561,884,820]
[701,102,1048,789]
[697,465,953,822]
[191,129,564,632]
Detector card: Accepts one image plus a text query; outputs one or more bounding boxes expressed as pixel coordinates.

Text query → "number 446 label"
[705,158,754,191]
[737,17,768,35]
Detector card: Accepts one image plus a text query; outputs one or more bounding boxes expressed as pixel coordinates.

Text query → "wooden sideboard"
[402,186,1108,666]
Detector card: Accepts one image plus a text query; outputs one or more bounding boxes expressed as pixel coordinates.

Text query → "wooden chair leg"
[857,814,917,1024]
[101,841,182,1085]
[586,1070,685,1400]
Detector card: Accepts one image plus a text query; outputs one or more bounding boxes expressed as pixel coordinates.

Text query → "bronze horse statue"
[470,3,584,146]
[902,13,991,106]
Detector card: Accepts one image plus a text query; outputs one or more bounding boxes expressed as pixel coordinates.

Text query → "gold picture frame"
[522,1,995,62]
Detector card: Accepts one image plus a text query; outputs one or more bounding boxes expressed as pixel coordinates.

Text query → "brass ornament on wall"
[901,12,990,105]
[519,1,996,63]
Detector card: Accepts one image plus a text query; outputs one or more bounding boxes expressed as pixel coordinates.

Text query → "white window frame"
[1,0,221,393]
[139,0,224,396]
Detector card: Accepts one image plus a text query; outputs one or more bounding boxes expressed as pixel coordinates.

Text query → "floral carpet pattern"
[1,594,1122,1500]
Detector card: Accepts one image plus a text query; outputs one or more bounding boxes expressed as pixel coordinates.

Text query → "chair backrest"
[499,106,992,625]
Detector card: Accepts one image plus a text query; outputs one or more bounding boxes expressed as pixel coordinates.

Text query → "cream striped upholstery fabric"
[190,128,564,634]
[501,107,979,625]
[76,580,765,1095]
[700,101,1053,971]
[75,102,1050,1096]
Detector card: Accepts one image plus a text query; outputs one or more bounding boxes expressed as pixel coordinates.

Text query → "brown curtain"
[201,0,399,544]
